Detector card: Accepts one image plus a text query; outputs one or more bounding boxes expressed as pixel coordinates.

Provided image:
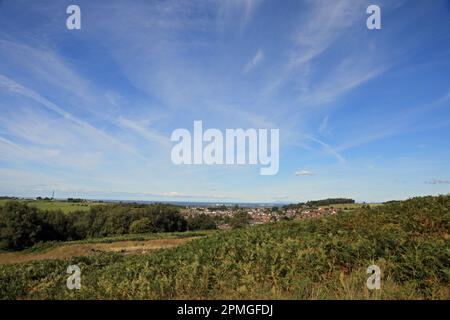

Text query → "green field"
[0,199,101,213]
[0,195,448,300]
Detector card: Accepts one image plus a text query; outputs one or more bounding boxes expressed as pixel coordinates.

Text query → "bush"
[187,214,217,231]
[229,212,251,229]
[129,217,155,234]
[0,201,45,250]
[152,211,187,233]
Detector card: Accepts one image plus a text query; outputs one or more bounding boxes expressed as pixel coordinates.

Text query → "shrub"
[229,212,251,229]
[129,217,155,234]
[187,214,217,231]
[0,201,45,250]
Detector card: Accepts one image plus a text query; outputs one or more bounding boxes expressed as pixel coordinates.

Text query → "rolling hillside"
[0,195,448,299]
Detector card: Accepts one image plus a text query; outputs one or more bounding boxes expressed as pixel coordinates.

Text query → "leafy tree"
[103,209,134,235]
[187,214,217,230]
[0,201,45,250]
[129,217,155,234]
[229,212,251,229]
[152,211,187,232]
[40,209,71,241]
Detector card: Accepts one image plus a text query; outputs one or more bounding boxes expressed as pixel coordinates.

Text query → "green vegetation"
[320,203,383,211]
[129,217,154,234]
[16,230,213,255]
[0,230,211,265]
[0,201,188,251]
[306,198,355,206]
[0,199,97,214]
[1,195,447,299]
[66,230,213,245]
[207,204,229,211]
[229,211,252,229]
[283,198,356,210]
[186,214,217,231]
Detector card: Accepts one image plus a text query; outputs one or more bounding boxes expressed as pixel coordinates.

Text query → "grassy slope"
[0,195,448,300]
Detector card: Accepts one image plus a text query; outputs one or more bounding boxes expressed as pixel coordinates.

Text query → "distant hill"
[283,198,355,210]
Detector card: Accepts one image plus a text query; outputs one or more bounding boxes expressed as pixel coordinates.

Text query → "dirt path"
[0,237,197,265]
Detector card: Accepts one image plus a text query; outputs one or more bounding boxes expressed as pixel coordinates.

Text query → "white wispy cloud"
[425,179,450,185]
[336,90,450,153]
[290,0,361,66]
[243,49,264,74]
[263,0,394,110]
[217,0,264,30]
[117,116,171,149]
[318,115,329,135]
[0,74,139,157]
[0,39,97,108]
[0,136,24,151]
[304,135,346,164]
[264,0,365,95]
[295,170,314,176]
[298,58,392,106]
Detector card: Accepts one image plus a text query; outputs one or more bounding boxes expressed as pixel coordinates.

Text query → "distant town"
[180,205,339,230]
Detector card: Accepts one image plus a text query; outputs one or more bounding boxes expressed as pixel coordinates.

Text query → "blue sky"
[0,0,449,203]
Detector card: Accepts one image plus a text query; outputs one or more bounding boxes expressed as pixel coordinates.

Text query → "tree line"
[0,201,216,251]
[283,198,355,210]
